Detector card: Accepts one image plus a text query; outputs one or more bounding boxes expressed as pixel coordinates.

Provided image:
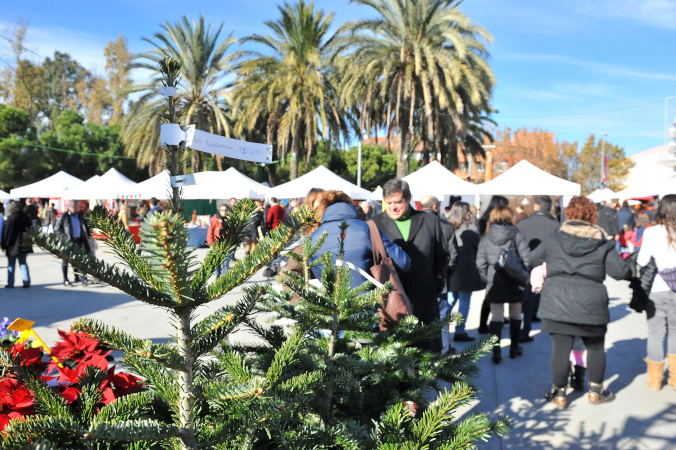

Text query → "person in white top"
[637,194,676,391]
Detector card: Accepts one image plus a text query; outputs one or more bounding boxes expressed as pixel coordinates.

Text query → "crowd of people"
[2,179,675,411]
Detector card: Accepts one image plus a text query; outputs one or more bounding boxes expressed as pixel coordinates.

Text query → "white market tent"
[10,171,85,198]
[371,186,383,201]
[476,160,581,196]
[587,188,617,203]
[61,168,138,200]
[0,189,11,201]
[659,177,676,198]
[615,182,661,201]
[183,168,269,200]
[120,171,171,200]
[268,165,372,200]
[403,161,477,199]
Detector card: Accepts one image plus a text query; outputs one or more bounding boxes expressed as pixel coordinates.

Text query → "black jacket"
[44,207,57,227]
[1,211,33,256]
[517,211,560,251]
[530,221,631,326]
[596,205,619,237]
[616,206,636,229]
[476,224,530,303]
[422,208,459,292]
[372,208,450,327]
[56,210,92,252]
[447,222,484,292]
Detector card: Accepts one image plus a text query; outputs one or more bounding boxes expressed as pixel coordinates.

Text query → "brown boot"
[645,358,665,391]
[668,354,676,389]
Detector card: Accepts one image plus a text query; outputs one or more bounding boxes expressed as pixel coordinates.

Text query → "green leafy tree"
[123,15,237,174]
[335,0,495,176]
[561,134,634,195]
[105,34,133,125]
[0,104,38,190]
[233,0,334,180]
[343,144,397,190]
[41,51,90,122]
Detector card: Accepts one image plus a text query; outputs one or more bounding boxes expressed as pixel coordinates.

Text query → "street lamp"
[600,133,607,189]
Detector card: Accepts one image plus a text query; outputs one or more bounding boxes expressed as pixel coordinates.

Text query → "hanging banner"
[602,155,609,187]
[160,124,272,163]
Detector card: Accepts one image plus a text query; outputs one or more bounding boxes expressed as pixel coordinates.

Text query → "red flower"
[47,330,111,375]
[8,343,46,370]
[56,353,109,384]
[0,411,25,434]
[59,386,79,404]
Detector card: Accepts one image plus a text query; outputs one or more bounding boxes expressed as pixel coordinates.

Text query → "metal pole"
[357,141,362,188]
[600,133,607,189]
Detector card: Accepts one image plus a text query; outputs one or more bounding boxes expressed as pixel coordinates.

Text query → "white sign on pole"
[160,124,272,164]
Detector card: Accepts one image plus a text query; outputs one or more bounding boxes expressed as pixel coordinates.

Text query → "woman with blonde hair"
[476,205,530,364]
[531,196,631,407]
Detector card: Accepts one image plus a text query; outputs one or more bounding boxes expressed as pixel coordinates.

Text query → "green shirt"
[390,207,413,241]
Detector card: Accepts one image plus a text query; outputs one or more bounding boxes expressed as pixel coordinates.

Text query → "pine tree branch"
[2,416,84,446]
[191,284,265,357]
[265,327,307,386]
[201,378,267,402]
[191,199,258,289]
[74,318,184,370]
[123,354,180,410]
[91,391,158,425]
[89,205,164,292]
[84,419,180,441]
[28,227,175,308]
[76,365,107,425]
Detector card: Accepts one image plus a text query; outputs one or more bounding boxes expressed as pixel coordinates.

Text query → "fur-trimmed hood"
[555,220,609,257]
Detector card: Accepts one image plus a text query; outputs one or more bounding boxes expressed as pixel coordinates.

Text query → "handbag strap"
[367,220,387,265]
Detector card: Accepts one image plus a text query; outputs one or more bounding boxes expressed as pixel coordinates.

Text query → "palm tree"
[232,0,334,180]
[122,15,236,174]
[335,0,495,177]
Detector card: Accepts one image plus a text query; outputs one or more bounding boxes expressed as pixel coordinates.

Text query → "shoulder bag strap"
[367,220,387,265]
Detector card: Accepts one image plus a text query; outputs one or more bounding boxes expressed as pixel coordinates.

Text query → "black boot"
[545,385,567,409]
[569,365,586,391]
[478,299,490,334]
[588,381,614,404]
[509,319,523,359]
[490,321,504,364]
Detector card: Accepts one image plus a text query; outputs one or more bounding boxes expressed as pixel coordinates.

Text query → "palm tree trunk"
[397,117,410,178]
[290,121,301,179]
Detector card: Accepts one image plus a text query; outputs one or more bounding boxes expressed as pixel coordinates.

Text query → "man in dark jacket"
[373,179,450,352]
[1,201,32,288]
[517,195,560,341]
[616,201,636,230]
[596,202,619,247]
[56,200,92,286]
[44,203,57,234]
[24,199,39,226]
[421,195,459,353]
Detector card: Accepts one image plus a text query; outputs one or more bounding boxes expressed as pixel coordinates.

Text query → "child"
[619,223,634,259]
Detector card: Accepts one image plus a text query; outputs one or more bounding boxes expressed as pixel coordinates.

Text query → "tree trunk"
[177,311,196,449]
[397,119,410,178]
[290,121,301,179]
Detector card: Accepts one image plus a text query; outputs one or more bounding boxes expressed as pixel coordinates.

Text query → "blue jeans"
[438,296,452,354]
[7,254,30,287]
[216,254,234,278]
[451,291,472,334]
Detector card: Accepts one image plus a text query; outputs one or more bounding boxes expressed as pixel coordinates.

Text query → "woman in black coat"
[530,197,631,408]
[476,206,530,364]
[1,201,32,288]
[447,202,484,342]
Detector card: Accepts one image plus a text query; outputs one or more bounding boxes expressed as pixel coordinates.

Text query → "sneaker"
[22,284,30,289]
[453,333,475,342]
[64,281,73,287]
[4,285,13,289]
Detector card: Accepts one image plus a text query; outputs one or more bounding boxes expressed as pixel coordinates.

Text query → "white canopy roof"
[371,186,383,201]
[476,160,581,196]
[0,189,11,201]
[403,161,477,199]
[587,188,617,203]
[659,177,676,199]
[268,165,372,200]
[61,168,138,200]
[10,171,85,198]
[182,168,269,200]
[119,171,171,200]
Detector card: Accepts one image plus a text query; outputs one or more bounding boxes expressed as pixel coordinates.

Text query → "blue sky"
[2,0,675,156]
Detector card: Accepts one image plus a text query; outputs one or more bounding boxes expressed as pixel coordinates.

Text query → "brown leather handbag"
[367,220,414,330]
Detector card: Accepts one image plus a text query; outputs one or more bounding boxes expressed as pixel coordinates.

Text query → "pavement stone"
[0,245,674,449]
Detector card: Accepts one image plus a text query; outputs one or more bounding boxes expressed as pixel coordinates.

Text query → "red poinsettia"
[100,366,143,404]
[0,377,34,433]
[47,330,112,375]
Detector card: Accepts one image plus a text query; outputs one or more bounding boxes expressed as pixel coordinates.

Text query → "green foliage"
[343,144,397,190]
[0,103,38,190]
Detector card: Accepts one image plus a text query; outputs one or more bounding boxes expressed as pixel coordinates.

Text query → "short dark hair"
[535,195,552,213]
[270,197,278,204]
[149,197,158,206]
[382,178,411,200]
[622,201,629,208]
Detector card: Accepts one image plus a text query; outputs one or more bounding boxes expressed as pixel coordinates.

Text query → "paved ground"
[1,245,675,449]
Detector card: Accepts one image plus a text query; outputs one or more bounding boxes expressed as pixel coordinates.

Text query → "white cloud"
[575,0,676,30]
[498,53,676,82]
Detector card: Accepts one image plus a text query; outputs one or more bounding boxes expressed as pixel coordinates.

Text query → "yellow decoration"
[8,318,62,368]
